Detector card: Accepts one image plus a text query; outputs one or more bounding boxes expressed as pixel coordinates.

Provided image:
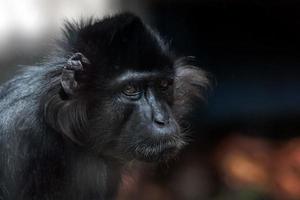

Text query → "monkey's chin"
[133,140,185,162]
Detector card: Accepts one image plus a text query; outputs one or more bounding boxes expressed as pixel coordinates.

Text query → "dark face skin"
[111,70,182,161]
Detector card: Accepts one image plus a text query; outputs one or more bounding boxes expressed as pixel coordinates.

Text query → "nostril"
[154,117,169,126]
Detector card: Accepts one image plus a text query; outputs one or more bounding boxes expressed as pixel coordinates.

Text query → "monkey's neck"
[67,153,122,200]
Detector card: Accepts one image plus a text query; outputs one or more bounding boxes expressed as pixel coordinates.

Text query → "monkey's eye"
[159,80,172,90]
[122,84,141,97]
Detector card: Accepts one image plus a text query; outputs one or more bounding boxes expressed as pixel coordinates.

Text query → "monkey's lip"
[133,139,186,162]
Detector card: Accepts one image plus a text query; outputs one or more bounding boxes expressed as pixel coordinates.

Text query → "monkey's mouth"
[132,138,186,162]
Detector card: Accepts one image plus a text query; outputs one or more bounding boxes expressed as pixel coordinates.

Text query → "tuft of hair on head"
[57,12,147,54]
[56,17,96,53]
[173,57,211,119]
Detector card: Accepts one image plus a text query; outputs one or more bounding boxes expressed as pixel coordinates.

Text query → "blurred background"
[1,0,300,199]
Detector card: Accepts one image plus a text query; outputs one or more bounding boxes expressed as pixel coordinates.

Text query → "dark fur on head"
[0,12,209,200]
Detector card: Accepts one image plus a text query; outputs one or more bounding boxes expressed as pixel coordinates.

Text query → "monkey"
[0,13,209,200]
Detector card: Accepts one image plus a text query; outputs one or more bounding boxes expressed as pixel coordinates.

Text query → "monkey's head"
[45,13,209,162]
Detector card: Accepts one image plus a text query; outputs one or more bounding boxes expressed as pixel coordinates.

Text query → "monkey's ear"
[61,52,90,96]
[173,58,210,119]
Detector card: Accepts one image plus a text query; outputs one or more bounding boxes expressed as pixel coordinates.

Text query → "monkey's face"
[86,60,209,162]
[106,70,184,162]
